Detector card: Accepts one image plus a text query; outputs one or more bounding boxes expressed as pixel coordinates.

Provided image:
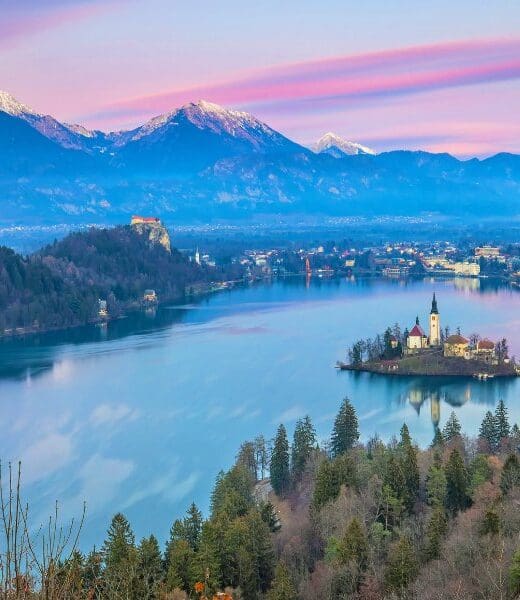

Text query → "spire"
[430,292,438,314]
[416,316,419,325]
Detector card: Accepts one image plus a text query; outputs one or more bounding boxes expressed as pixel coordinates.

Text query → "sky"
[1,0,519,157]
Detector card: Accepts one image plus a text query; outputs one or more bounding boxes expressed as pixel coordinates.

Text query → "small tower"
[195,247,201,266]
[429,293,440,346]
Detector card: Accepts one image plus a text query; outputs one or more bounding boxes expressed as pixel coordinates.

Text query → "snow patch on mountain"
[312,132,375,157]
[0,91,38,117]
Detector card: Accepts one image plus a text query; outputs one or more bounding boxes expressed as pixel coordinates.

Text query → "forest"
[2,398,520,599]
[0,225,242,334]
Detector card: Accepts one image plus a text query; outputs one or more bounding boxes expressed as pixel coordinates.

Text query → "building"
[98,299,108,318]
[405,294,440,351]
[195,247,201,265]
[475,246,500,258]
[407,317,428,350]
[429,293,440,346]
[453,261,480,276]
[143,289,157,303]
[444,334,469,357]
[131,215,161,225]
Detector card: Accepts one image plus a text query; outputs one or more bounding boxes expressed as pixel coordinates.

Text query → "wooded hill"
[0,225,238,334]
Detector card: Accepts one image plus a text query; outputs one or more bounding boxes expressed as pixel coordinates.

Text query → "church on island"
[405,294,498,363]
[405,293,440,351]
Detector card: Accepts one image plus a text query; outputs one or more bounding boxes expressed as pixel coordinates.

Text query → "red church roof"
[409,324,426,338]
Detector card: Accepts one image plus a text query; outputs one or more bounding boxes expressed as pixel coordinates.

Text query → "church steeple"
[416,316,420,325]
[430,292,438,315]
[429,293,440,346]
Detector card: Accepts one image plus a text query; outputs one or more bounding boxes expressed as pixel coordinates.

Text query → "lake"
[0,276,519,549]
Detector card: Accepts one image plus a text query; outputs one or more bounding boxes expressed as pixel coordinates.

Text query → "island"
[337,294,520,377]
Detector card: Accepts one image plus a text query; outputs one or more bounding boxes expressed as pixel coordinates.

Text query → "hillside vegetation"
[0,224,237,334]
[3,399,520,599]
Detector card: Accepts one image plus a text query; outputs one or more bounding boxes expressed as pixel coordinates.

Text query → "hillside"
[0,93,518,224]
[7,397,520,599]
[0,222,234,335]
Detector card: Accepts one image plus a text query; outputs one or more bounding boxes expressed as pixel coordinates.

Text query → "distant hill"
[0,222,233,335]
[0,92,518,223]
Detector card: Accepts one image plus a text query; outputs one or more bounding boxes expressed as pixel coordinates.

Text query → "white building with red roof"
[407,317,429,350]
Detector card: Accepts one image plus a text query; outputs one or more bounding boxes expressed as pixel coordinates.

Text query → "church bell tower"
[429,293,440,346]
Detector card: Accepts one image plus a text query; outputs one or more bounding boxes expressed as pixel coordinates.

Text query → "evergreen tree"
[385,453,407,507]
[479,411,500,453]
[259,501,281,532]
[445,449,471,514]
[384,536,419,594]
[469,454,492,496]
[291,415,316,482]
[330,397,359,457]
[83,549,103,597]
[500,453,520,495]
[270,424,290,497]
[509,549,520,598]
[312,454,358,509]
[136,535,164,599]
[479,508,501,536]
[398,424,420,512]
[495,399,510,441]
[102,513,136,572]
[267,563,298,600]
[210,464,254,519]
[237,441,258,481]
[337,517,368,570]
[442,411,462,442]
[424,507,447,560]
[431,428,444,448]
[166,539,195,593]
[183,502,203,551]
[102,513,137,596]
[426,456,447,508]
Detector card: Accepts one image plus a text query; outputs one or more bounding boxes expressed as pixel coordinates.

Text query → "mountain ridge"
[0,91,518,224]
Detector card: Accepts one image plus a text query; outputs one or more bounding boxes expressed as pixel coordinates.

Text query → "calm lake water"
[0,276,519,549]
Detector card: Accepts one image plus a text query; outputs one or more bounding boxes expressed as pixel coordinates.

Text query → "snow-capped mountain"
[0,91,518,224]
[0,90,104,151]
[112,99,306,173]
[311,132,376,158]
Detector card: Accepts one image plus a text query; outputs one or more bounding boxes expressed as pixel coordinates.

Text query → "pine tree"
[500,453,520,495]
[399,424,420,512]
[426,456,447,508]
[337,517,368,570]
[445,449,471,514]
[267,563,298,600]
[270,424,290,497]
[479,508,501,536]
[183,502,203,551]
[424,507,447,560]
[102,513,136,571]
[330,397,359,457]
[385,453,407,507]
[495,399,510,441]
[431,428,444,448]
[509,548,520,597]
[166,539,195,593]
[237,441,258,481]
[136,535,164,598]
[291,415,316,482]
[479,411,499,453]
[384,536,419,594]
[442,411,462,442]
[102,513,137,595]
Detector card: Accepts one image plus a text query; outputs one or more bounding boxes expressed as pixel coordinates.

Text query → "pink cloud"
[89,38,520,126]
[0,1,121,48]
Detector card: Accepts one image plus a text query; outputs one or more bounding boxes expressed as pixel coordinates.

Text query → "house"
[98,299,108,318]
[143,289,157,303]
[443,334,469,357]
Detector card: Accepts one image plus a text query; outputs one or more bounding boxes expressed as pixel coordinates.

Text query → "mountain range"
[0,91,518,224]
